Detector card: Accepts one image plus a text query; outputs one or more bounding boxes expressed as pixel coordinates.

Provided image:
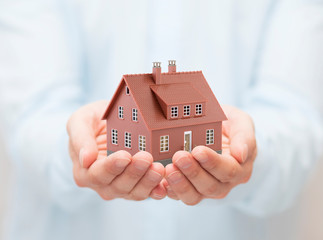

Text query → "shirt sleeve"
[226,0,323,216]
[0,0,98,211]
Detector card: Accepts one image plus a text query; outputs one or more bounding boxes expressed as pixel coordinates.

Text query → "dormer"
[150,82,207,120]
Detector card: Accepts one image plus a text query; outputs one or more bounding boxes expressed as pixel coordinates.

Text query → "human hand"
[163,105,257,205]
[67,100,166,201]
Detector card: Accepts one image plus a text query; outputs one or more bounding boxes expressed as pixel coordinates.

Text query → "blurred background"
[0,132,13,239]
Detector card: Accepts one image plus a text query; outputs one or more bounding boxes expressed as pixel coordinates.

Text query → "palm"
[91,101,109,160]
[95,122,107,159]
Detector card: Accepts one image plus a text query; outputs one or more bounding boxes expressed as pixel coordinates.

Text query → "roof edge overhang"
[102,75,152,132]
[102,77,126,120]
[122,76,152,131]
[150,119,227,131]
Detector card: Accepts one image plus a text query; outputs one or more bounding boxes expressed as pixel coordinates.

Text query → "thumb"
[229,132,249,164]
[223,107,255,164]
[78,139,98,169]
[67,112,99,169]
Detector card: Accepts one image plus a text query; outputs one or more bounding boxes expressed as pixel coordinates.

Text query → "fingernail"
[175,157,192,169]
[134,160,151,171]
[167,171,183,184]
[147,170,162,182]
[116,158,131,168]
[151,193,164,199]
[241,144,248,163]
[194,151,208,163]
[79,148,84,167]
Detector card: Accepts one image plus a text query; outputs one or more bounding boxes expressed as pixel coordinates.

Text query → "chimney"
[168,60,176,73]
[152,62,162,84]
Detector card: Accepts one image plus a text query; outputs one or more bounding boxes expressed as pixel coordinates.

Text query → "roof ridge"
[123,73,151,77]
[162,70,202,75]
[123,70,202,77]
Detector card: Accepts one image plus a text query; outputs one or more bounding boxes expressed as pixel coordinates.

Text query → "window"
[206,129,214,145]
[171,106,178,118]
[139,135,146,151]
[126,86,130,95]
[160,135,169,152]
[183,105,190,116]
[125,132,131,148]
[111,129,118,145]
[118,106,124,119]
[132,108,138,122]
[195,104,202,115]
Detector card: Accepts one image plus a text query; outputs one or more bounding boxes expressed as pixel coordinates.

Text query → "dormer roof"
[150,82,206,106]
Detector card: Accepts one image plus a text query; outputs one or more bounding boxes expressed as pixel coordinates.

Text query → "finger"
[150,183,167,200]
[192,146,244,183]
[109,151,152,196]
[71,143,97,187]
[68,127,98,168]
[85,150,132,187]
[67,100,108,168]
[173,151,228,198]
[162,179,179,200]
[67,114,98,169]
[229,132,250,164]
[230,132,257,164]
[165,164,202,205]
[128,162,164,201]
[96,133,108,152]
[223,107,256,163]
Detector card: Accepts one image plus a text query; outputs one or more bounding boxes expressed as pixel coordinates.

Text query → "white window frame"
[195,104,202,115]
[118,106,124,119]
[111,129,118,145]
[139,135,146,151]
[160,135,169,152]
[183,105,190,117]
[206,129,214,145]
[132,108,138,122]
[125,132,132,148]
[171,106,178,118]
[126,86,130,95]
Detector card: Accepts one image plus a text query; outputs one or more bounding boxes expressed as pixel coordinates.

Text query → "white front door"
[184,131,192,152]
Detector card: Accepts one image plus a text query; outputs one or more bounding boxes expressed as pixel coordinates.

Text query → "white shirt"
[0,0,323,239]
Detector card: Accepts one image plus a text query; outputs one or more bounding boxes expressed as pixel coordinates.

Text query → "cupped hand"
[66,100,166,201]
[163,105,257,205]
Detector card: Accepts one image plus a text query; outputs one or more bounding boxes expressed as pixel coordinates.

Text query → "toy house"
[102,61,227,165]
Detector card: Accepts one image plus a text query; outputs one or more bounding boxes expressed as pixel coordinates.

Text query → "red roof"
[150,82,206,105]
[102,70,227,130]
